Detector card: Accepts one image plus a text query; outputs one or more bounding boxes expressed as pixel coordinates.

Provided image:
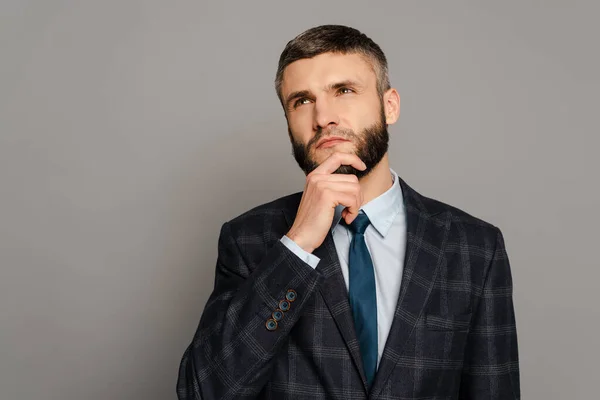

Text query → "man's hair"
[274,25,391,107]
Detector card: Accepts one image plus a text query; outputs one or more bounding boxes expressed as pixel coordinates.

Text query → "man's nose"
[313,97,340,131]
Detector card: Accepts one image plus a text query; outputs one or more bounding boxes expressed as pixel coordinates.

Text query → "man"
[176,25,520,399]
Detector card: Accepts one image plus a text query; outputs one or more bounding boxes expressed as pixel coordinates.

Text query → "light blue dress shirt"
[280,168,407,368]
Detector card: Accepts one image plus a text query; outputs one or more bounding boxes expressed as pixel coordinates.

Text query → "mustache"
[308,127,356,149]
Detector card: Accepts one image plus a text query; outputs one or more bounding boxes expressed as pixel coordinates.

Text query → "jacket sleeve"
[459,228,521,399]
[176,221,324,400]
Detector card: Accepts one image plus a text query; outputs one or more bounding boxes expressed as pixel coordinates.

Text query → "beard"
[289,106,389,179]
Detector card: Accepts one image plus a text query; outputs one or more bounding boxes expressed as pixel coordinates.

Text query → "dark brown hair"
[274,25,391,107]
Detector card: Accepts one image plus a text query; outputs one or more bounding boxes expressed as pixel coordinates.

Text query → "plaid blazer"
[176,177,520,399]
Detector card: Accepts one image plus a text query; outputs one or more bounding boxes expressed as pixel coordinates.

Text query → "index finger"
[309,152,367,176]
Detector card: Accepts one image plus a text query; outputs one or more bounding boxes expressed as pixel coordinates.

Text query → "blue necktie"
[342,211,378,388]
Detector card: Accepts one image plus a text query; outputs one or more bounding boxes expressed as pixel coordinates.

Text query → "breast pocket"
[411,312,472,368]
[395,312,473,397]
[423,312,472,332]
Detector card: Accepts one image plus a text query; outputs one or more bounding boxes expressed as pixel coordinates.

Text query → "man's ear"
[383,88,400,124]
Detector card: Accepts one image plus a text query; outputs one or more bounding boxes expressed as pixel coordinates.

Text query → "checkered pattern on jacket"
[176,177,520,399]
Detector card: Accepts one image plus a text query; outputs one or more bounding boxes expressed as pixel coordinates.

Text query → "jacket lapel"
[368,178,451,398]
[282,194,369,394]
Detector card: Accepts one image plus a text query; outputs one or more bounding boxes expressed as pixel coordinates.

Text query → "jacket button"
[279,300,290,312]
[286,289,297,302]
[272,309,284,321]
[266,319,278,331]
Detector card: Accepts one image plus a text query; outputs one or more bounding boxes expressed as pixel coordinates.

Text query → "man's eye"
[339,87,354,94]
[294,98,310,107]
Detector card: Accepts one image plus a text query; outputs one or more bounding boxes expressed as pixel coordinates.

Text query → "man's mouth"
[316,137,351,149]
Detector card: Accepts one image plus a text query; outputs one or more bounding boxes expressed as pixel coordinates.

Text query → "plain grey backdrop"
[1,1,598,399]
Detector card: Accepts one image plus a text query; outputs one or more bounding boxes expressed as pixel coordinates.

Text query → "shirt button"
[266,319,278,331]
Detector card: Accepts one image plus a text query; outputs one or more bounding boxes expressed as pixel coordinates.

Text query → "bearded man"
[177,24,520,400]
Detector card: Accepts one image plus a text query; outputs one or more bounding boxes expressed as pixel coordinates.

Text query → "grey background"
[1,1,598,399]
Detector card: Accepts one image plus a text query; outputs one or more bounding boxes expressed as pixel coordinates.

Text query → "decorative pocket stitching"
[423,312,472,332]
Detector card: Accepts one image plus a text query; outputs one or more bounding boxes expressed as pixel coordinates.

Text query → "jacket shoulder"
[426,195,498,230]
[219,191,302,244]
[403,179,501,237]
[226,191,301,224]
[409,186,507,268]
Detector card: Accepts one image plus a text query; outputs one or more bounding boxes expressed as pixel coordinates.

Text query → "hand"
[286,152,366,253]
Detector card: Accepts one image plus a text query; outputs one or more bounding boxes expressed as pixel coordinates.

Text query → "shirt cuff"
[280,235,320,269]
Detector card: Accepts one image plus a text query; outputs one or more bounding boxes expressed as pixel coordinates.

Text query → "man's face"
[280,52,389,178]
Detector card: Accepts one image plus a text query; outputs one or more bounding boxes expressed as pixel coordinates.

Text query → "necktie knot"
[343,211,371,235]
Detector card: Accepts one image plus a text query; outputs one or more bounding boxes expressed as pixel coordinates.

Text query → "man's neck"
[358,154,394,206]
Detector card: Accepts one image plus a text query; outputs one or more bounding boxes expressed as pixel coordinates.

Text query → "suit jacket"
[176,177,520,399]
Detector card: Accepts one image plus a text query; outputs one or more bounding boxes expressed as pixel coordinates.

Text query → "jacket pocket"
[423,312,472,332]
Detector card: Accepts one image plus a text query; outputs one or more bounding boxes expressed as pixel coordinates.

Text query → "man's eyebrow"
[327,79,363,91]
[284,79,365,109]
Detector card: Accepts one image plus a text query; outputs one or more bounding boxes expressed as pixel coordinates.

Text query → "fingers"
[303,151,366,227]
[306,173,359,187]
[341,201,362,225]
[334,192,361,221]
[309,152,367,176]
[318,181,362,223]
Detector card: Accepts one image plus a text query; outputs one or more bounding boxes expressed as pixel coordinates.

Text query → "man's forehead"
[281,52,376,94]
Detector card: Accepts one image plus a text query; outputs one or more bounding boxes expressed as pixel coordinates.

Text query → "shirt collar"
[331,168,404,237]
